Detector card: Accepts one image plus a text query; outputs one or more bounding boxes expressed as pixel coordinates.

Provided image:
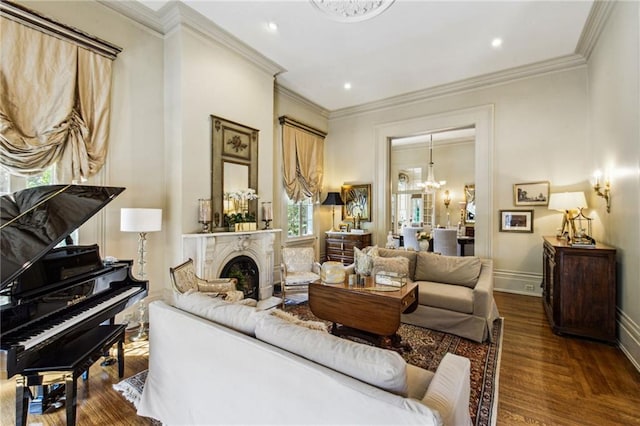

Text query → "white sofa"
[137,295,472,425]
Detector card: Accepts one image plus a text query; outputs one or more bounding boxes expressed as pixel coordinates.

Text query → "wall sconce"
[443,190,452,227]
[593,170,611,213]
[443,190,452,208]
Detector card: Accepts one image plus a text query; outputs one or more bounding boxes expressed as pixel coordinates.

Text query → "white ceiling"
[137,0,594,112]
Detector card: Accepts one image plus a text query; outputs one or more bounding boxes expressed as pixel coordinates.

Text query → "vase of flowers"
[223,188,258,231]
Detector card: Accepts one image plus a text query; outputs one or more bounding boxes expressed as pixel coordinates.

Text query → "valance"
[280,116,326,203]
[0,1,120,182]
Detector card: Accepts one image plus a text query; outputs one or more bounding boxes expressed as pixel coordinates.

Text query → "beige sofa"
[137,293,472,425]
[352,247,499,343]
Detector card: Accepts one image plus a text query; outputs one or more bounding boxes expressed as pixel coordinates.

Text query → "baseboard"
[618,309,640,372]
[494,269,542,296]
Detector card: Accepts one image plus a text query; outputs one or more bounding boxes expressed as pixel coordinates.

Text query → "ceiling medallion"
[310,0,395,23]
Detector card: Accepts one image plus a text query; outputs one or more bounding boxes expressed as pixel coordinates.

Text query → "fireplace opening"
[220,255,259,300]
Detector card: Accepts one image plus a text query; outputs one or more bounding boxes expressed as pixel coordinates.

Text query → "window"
[286,195,314,238]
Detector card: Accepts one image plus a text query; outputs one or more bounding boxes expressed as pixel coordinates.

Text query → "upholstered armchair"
[170,258,244,302]
[280,246,321,306]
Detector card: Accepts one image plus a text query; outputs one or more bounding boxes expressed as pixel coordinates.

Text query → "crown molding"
[328,54,587,120]
[97,0,164,34]
[275,84,330,119]
[163,2,284,77]
[100,0,284,77]
[575,0,616,60]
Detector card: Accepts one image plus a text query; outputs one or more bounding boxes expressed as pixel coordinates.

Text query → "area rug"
[287,303,503,426]
[115,306,502,426]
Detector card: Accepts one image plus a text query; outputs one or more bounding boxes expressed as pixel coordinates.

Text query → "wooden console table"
[541,236,617,343]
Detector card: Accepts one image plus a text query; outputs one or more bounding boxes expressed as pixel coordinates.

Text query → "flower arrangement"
[223,188,258,226]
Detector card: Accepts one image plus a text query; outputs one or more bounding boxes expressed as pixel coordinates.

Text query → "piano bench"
[16,324,126,426]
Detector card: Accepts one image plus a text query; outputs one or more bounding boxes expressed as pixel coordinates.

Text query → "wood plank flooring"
[495,291,640,426]
[1,293,638,425]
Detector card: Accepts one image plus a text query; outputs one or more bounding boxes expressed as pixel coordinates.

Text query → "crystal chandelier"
[423,135,446,194]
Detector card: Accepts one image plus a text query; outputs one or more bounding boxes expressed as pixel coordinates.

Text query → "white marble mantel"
[182,229,281,300]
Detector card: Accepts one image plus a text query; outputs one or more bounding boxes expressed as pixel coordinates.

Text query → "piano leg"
[117,334,125,378]
[65,373,78,426]
[15,376,30,426]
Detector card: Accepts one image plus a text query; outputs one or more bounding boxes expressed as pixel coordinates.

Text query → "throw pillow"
[372,256,410,278]
[354,245,379,276]
[377,247,418,280]
[255,314,408,396]
[173,290,258,335]
[414,252,482,288]
[270,309,328,332]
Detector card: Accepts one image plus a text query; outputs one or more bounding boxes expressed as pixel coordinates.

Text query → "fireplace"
[220,255,259,300]
[182,230,279,300]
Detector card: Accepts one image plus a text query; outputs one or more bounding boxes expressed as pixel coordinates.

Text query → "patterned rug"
[287,303,503,426]
[115,305,502,426]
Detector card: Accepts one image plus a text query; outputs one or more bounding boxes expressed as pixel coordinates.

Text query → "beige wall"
[587,1,639,368]
[327,68,590,292]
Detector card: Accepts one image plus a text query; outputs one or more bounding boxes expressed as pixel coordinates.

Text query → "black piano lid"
[0,184,125,289]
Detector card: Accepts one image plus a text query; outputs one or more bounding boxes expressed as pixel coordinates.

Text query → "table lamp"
[548,192,587,238]
[322,192,344,232]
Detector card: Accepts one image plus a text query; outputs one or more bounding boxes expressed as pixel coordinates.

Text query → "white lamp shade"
[548,192,587,211]
[121,208,162,232]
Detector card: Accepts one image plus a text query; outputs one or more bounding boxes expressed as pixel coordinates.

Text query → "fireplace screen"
[220,255,259,300]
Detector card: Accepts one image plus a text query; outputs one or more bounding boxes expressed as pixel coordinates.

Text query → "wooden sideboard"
[541,236,617,343]
[325,231,372,265]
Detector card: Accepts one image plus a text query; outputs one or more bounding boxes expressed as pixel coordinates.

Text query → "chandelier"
[423,135,446,194]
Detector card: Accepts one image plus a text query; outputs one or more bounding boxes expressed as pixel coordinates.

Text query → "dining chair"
[432,228,458,256]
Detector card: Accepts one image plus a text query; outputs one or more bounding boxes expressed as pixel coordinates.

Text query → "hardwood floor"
[495,291,640,426]
[1,293,638,425]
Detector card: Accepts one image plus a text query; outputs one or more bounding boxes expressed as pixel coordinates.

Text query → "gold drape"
[282,125,324,203]
[0,17,113,182]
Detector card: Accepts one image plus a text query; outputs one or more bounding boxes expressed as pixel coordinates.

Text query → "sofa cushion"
[377,248,417,280]
[255,314,409,396]
[354,245,379,276]
[415,252,482,288]
[173,290,258,335]
[372,255,410,278]
[417,282,474,314]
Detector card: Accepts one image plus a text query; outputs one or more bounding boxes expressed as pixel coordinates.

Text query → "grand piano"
[0,184,148,424]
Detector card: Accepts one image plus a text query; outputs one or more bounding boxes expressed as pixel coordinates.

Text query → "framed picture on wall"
[499,209,534,233]
[513,181,550,206]
[341,184,372,221]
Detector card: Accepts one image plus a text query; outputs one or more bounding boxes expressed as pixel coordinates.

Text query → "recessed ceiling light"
[343,82,352,90]
[491,38,503,48]
[267,22,278,32]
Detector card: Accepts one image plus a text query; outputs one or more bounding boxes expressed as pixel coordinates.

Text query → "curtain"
[282,124,324,203]
[0,17,113,182]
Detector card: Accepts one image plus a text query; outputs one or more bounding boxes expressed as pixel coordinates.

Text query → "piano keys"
[0,184,147,387]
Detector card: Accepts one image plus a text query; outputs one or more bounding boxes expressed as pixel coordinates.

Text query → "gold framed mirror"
[211,115,259,222]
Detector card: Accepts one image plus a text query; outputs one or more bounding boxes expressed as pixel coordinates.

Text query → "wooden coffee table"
[309,276,418,352]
